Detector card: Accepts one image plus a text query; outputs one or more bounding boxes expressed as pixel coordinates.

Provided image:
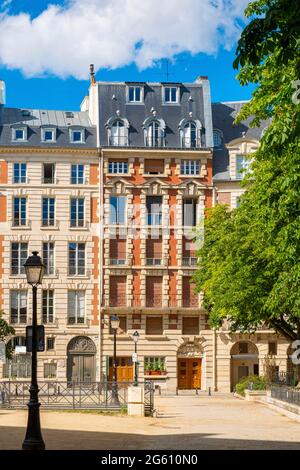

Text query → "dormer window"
[106,117,129,146]
[70,129,85,143]
[12,127,27,142]
[143,118,166,147]
[213,129,222,148]
[128,86,143,103]
[179,119,202,148]
[42,128,56,143]
[163,86,179,104]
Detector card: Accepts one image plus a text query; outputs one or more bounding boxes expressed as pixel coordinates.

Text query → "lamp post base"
[22,401,45,451]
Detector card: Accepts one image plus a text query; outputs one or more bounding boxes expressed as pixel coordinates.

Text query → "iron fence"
[270,385,300,406]
[0,380,155,416]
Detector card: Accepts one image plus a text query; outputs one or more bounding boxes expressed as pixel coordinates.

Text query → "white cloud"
[0,0,249,79]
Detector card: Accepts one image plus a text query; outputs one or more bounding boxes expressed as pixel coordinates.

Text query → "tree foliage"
[194,0,300,343]
[0,310,15,358]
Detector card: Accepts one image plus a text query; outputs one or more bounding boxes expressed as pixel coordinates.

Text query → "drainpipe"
[98,147,104,382]
[213,327,217,391]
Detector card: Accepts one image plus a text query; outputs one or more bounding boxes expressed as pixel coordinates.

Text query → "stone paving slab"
[0,395,300,450]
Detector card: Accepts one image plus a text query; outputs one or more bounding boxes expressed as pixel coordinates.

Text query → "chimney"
[90,64,96,85]
[0,81,6,106]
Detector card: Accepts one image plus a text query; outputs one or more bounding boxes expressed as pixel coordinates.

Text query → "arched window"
[146,120,164,147]
[183,122,197,148]
[106,117,129,147]
[213,129,222,147]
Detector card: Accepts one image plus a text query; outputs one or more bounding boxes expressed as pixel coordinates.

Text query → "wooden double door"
[108,356,133,382]
[178,358,202,390]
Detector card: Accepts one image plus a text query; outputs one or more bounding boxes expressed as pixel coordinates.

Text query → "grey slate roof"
[97,81,213,148]
[0,107,97,148]
[212,101,269,181]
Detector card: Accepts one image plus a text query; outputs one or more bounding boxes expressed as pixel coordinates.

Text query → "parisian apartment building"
[0,75,293,392]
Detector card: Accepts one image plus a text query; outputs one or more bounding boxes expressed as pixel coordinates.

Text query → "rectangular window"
[42,129,55,142]
[109,276,127,307]
[183,199,197,227]
[71,164,85,184]
[180,160,200,176]
[182,277,198,307]
[71,130,84,143]
[68,242,85,276]
[43,242,54,276]
[144,357,165,371]
[146,316,163,335]
[13,128,26,141]
[13,197,26,226]
[10,290,27,324]
[146,238,162,265]
[268,342,277,355]
[44,363,57,378]
[68,290,85,324]
[42,290,54,324]
[146,277,162,307]
[47,337,55,350]
[42,197,55,226]
[128,86,142,103]
[11,242,28,275]
[182,317,199,335]
[236,155,252,180]
[108,161,128,174]
[144,159,164,175]
[70,198,85,227]
[110,237,127,265]
[13,163,27,184]
[164,87,178,103]
[109,196,126,225]
[43,163,55,184]
[109,315,127,334]
[146,196,162,225]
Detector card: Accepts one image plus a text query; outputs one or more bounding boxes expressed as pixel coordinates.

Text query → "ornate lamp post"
[132,331,140,386]
[22,251,45,451]
[110,315,120,405]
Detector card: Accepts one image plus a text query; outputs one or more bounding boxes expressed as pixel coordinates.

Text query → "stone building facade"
[0,76,292,393]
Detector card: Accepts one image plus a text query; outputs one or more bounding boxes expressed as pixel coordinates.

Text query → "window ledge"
[40,225,60,231]
[180,174,202,178]
[66,323,89,328]
[11,225,31,231]
[143,375,168,380]
[144,335,168,340]
[143,174,166,178]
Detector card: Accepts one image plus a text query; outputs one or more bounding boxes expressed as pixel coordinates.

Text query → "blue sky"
[0,0,254,111]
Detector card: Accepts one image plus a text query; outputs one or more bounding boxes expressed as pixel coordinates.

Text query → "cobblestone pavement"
[0,394,300,450]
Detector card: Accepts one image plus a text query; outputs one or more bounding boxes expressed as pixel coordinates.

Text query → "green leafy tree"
[194,0,300,377]
[0,309,15,358]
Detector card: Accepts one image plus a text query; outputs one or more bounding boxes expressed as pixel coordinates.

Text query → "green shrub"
[235,375,267,397]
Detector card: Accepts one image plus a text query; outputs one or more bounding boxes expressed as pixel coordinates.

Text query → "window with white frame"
[43,242,55,276]
[11,242,28,275]
[108,161,128,174]
[128,86,143,103]
[42,197,55,226]
[42,128,56,142]
[71,164,85,184]
[42,289,54,324]
[236,155,252,179]
[109,196,126,225]
[10,290,27,324]
[13,163,27,184]
[68,290,85,324]
[213,129,222,147]
[70,197,84,227]
[70,129,84,143]
[44,362,57,378]
[110,120,127,146]
[146,120,164,147]
[12,127,27,141]
[144,357,166,372]
[68,242,85,276]
[13,197,27,226]
[180,160,200,176]
[182,122,198,148]
[163,86,179,103]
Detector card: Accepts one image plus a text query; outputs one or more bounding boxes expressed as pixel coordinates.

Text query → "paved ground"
[0,394,300,450]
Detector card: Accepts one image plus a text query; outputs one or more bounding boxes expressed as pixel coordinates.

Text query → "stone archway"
[177,341,204,390]
[67,336,96,384]
[230,340,259,391]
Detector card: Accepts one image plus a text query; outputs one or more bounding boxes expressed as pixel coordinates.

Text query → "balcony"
[182,257,197,267]
[182,296,199,308]
[10,314,27,325]
[107,295,200,309]
[181,137,201,149]
[109,136,129,147]
[70,220,89,230]
[145,137,165,148]
[146,295,163,308]
[67,317,86,325]
[109,295,127,308]
[41,219,59,229]
[11,219,31,229]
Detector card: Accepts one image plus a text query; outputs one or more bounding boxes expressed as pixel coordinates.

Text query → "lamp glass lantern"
[132,331,140,343]
[110,315,120,331]
[24,251,45,286]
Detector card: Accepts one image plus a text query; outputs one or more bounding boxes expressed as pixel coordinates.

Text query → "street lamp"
[22,251,45,451]
[132,331,140,386]
[110,315,120,405]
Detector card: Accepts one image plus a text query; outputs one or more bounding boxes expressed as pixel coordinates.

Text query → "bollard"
[208,387,211,396]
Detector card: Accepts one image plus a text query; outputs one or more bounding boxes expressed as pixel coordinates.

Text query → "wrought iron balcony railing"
[182,257,197,266]
[109,136,129,147]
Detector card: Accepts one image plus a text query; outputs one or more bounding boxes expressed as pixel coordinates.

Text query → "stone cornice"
[102,148,213,158]
[0,146,99,156]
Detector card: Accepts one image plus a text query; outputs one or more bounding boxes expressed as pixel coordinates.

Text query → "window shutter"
[110,237,127,259]
[110,276,127,306]
[144,159,164,174]
[182,317,199,335]
[146,238,162,259]
[146,316,163,335]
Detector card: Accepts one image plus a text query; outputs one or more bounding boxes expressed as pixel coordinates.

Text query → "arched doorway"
[177,341,203,390]
[67,336,96,384]
[230,341,259,391]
